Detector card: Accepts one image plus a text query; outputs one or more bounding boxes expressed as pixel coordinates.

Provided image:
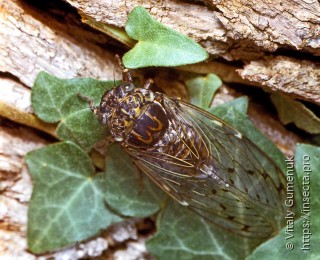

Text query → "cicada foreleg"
[143,79,154,90]
[77,93,97,114]
[130,160,146,194]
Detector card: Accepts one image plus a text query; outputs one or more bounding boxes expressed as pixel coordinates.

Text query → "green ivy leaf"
[147,201,263,259]
[26,141,121,254]
[295,144,320,209]
[209,96,249,115]
[32,72,114,122]
[31,72,115,150]
[104,143,167,217]
[248,144,320,259]
[56,110,109,151]
[123,6,208,68]
[271,93,320,134]
[186,74,222,109]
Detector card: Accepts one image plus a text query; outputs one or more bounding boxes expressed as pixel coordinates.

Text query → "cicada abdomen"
[87,58,287,238]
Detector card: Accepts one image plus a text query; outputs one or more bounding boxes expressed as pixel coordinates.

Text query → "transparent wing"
[126,97,286,238]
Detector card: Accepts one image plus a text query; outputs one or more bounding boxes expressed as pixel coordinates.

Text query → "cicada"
[83,57,286,238]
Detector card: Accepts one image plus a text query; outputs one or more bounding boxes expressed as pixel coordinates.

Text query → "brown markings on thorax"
[126,102,169,147]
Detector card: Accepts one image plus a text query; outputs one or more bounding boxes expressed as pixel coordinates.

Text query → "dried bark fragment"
[0,78,32,113]
[0,0,119,87]
[0,125,46,259]
[205,0,320,60]
[247,103,303,156]
[238,56,320,105]
[0,78,57,137]
[179,61,250,85]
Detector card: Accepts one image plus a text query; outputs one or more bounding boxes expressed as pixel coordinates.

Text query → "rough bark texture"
[205,0,320,59]
[66,0,229,56]
[238,56,320,104]
[0,0,120,87]
[0,125,46,259]
[66,0,320,60]
[65,0,320,104]
[0,0,317,259]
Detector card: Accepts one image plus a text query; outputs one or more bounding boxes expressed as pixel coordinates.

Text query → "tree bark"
[0,0,317,258]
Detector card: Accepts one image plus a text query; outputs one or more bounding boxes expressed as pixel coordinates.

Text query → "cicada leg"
[77,93,97,114]
[131,160,145,194]
[105,135,115,145]
[138,170,144,194]
[93,135,115,157]
[143,79,154,90]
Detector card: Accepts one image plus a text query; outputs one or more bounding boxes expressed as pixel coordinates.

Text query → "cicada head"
[95,82,134,124]
[96,81,155,142]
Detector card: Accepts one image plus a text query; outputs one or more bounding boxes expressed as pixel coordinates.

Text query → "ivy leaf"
[295,143,320,209]
[147,201,263,259]
[248,144,320,259]
[104,143,167,217]
[186,74,222,109]
[26,141,121,254]
[209,96,249,115]
[271,93,320,134]
[31,72,115,150]
[56,110,109,151]
[32,72,114,122]
[123,6,208,68]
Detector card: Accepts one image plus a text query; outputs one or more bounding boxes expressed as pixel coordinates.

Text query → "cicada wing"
[168,98,287,209]
[132,155,274,238]
[126,96,286,238]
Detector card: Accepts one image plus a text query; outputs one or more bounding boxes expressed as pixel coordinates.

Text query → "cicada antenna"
[115,54,132,83]
[113,65,116,87]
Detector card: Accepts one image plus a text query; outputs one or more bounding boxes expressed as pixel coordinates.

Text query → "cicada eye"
[97,113,108,125]
[123,82,134,93]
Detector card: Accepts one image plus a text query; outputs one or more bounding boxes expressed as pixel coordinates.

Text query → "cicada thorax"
[106,88,169,148]
[107,87,210,168]
[126,101,169,146]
